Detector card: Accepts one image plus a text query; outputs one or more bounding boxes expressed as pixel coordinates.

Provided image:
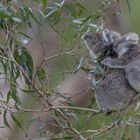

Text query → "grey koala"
[84,29,121,59]
[101,32,140,92]
[84,29,137,112]
[95,70,136,112]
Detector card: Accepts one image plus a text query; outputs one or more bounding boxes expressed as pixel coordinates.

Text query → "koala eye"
[84,33,98,42]
[84,34,93,40]
[92,35,97,41]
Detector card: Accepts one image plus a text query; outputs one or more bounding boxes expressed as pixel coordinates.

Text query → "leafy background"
[0,0,140,140]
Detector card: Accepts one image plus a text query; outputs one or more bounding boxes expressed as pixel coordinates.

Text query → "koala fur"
[101,32,140,92]
[84,29,121,59]
[84,29,137,112]
[95,70,136,112]
[101,32,140,67]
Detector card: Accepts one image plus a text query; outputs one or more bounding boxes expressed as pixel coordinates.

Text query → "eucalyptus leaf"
[37,68,46,81]
[12,17,22,23]
[44,8,58,18]
[18,32,33,40]
[7,88,21,104]
[3,110,11,129]
[126,0,131,13]
[11,113,23,130]
[41,0,48,7]
[0,6,10,19]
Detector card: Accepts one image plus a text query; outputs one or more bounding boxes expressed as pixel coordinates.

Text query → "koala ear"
[102,29,121,45]
[102,29,110,44]
[124,32,139,44]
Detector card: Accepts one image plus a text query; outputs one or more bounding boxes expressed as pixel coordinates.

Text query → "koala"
[84,29,137,112]
[101,32,140,67]
[95,70,136,112]
[125,60,140,92]
[84,29,121,59]
[101,32,140,92]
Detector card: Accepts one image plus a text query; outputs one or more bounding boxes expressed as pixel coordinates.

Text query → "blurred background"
[1,0,140,140]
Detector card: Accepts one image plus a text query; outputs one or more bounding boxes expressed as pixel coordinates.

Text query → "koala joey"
[101,32,139,67]
[101,32,140,92]
[84,29,137,113]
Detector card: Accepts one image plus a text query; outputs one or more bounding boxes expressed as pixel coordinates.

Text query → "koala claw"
[100,108,112,115]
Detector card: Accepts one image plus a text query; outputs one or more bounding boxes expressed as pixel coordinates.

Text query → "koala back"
[95,70,136,112]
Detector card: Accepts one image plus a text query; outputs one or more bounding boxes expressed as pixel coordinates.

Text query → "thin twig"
[87,119,121,139]
[17,105,100,114]
[33,51,74,85]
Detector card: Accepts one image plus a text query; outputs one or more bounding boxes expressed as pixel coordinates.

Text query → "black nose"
[84,34,93,40]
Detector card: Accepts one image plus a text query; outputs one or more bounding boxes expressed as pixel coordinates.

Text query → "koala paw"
[100,108,112,115]
[101,57,113,66]
[101,57,125,68]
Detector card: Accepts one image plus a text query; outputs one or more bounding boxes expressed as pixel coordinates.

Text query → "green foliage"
[11,113,23,130]
[0,0,139,140]
[14,48,34,80]
[3,109,11,129]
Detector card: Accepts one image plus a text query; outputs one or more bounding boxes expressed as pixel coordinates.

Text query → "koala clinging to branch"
[101,32,140,92]
[84,29,121,59]
[95,70,136,112]
[84,29,137,113]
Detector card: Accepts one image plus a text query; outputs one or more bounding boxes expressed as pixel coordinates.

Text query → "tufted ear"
[102,29,121,45]
[102,29,110,44]
[123,32,139,44]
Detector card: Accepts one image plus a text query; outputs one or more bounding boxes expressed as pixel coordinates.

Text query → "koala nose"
[84,34,93,40]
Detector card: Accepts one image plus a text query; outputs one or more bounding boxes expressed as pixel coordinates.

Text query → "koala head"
[113,32,139,58]
[84,29,121,58]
